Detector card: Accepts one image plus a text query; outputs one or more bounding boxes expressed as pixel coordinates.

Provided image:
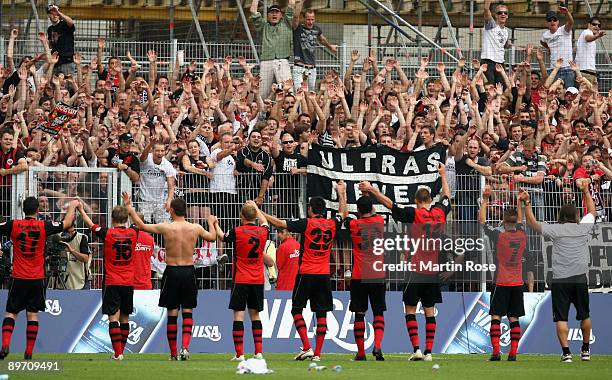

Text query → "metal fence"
[4,38,612,92]
[4,167,608,292]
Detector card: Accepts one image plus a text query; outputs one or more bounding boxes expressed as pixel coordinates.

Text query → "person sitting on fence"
[46,5,76,76]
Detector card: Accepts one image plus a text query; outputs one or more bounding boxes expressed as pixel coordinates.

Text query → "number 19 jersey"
[92,224,138,286]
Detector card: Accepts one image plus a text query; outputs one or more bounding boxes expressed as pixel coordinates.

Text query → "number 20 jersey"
[92,225,138,286]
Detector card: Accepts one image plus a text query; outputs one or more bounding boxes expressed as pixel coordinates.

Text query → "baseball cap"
[268,4,282,12]
[46,5,59,14]
[546,10,558,21]
[119,133,134,142]
[565,86,579,95]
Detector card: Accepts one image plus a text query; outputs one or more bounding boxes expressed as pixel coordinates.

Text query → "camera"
[45,234,68,278]
[0,241,13,282]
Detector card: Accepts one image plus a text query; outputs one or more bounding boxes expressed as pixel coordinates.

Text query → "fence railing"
[3,168,609,292]
[4,38,612,92]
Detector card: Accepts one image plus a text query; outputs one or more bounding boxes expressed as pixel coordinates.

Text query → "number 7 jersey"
[286,216,342,275]
[91,224,139,286]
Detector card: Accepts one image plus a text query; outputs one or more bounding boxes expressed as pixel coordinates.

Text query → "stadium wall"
[3,290,610,354]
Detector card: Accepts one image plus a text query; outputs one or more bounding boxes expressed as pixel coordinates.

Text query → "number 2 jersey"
[224,224,270,285]
[91,224,138,287]
[0,218,64,279]
[483,224,527,286]
[286,216,342,275]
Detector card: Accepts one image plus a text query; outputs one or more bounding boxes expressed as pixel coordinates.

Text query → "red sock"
[314,316,327,357]
[405,314,419,351]
[109,321,122,357]
[233,321,244,357]
[252,320,263,355]
[510,321,521,356]
[120,323,129,354]
[2,318,14,349]
[166,316,178,357]
[354,315,366,357]
[25,321,38,357]
[425,316,436,354]
[181,312,193,350]
[292,312,311,350]
[373,314,385,350]
[490,319,501,355]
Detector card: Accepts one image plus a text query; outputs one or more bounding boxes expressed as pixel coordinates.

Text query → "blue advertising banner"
[0,291,609,354]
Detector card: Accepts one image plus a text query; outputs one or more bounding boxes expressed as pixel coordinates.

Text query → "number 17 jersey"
[92,224,138,286]
[286,217,342,275]
[0,218,63,279]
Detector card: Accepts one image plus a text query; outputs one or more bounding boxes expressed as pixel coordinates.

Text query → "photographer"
[57,223,91,289]
[573,152,612,222]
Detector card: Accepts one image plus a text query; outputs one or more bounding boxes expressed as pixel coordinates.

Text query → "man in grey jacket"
[520,179,595,363]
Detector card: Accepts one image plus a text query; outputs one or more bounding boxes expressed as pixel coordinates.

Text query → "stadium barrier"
[0,290,609,354]
[4,169,612,292]
[6,38,612,93]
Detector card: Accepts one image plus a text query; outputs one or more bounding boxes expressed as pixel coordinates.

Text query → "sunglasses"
[548,18,558,22]
[282,140,294,144]
[592,23,601,27]
[497,11,508,15]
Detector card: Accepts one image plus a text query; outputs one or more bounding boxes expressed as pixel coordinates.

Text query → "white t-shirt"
[576,29,597,71]
[210,148,237,194]
[481,19,508,63]
[541,26,573,69]
[138,154,177,202]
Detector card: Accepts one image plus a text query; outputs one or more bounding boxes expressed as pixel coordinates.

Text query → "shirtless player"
[122,192,217,360]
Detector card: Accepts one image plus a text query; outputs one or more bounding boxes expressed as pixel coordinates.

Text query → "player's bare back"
[158,221,205,266]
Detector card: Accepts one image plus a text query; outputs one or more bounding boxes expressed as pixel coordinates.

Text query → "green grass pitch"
[1,353,611,379]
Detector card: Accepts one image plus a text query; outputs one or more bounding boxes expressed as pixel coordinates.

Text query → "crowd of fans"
[0,2,610,290]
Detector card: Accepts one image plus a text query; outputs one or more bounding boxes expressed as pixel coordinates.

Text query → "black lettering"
[247,236,260,258]
[16,230,41,257]
[112,239,133,261]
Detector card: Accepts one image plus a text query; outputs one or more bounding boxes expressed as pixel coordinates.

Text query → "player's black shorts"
[551,274,590,322]
[349,280,386,313]
[403,273,442,308]
[6,278,46,314]
[102,285,134,315]
[292,274,333,312]
[229,283,264,311]
[489,285,525,317]
[159,265,198,309]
